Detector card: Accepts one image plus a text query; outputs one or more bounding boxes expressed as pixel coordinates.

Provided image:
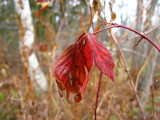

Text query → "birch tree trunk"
[14,0,48,91]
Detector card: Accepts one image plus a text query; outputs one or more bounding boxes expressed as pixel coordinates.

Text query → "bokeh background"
[0,0,160,120]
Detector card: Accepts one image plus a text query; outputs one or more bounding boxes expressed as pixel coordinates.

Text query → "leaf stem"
[94,72,103,120]
[93,24,160,52]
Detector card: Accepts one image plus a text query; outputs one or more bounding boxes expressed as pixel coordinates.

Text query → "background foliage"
[0,0,160,119]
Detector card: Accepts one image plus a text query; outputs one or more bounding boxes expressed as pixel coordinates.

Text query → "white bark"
[14,0,48,91]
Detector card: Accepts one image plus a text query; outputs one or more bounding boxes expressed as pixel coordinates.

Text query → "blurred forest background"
[0,0,160,120]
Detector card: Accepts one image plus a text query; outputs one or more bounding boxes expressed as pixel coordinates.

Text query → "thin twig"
[97,89,112,113]
[135,47,154,91]
[109,32,146,120]
[110,106,123,120]
[151,82,155,120]
[133,37,143,48]
[118,1,152,42]
[121,48,146,58]
[94,72,103,120]
[88,0,95,31]
[93,24,160,52]
[123,24,160,43]
[55,18,64,48]
[92,23,160,120]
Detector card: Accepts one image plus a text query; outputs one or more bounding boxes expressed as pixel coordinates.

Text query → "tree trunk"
[140,0,158,110]
[14,0,48,91]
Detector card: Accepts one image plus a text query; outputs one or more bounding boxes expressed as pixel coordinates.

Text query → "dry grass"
[0,38,160,120]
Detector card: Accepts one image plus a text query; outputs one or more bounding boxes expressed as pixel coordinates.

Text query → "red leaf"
[77,33,93,72]
[87,33,114,81]
[81,69,92,95]
[52,43,86,102]
[77,33,93,95]
[52,32,114,102]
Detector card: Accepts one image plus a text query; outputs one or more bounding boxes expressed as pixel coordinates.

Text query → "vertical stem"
[119,46,146,120]
[94,72,103,120]
[88,0,95,31]
[92,23,158,120]
[109,32,146,120]
[151,83,155,120]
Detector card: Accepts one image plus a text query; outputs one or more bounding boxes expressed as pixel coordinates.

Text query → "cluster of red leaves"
[34,0,51,18]
[52,33,114,102]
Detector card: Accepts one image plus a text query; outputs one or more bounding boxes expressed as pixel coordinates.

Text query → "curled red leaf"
[52,32,114,102]
[52,43,86,102]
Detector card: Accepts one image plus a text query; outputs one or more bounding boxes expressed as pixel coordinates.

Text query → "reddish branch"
[92,23,160,120]
[77,23,159,120]
[94,72,103,120]
[93,24,160,52]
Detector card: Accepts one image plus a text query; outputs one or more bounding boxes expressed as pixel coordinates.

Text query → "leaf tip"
[111,77,115,83]
[74,94,82,102]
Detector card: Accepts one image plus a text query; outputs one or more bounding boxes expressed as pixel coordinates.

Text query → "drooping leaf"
[80,69,92,95]
[87,33,114,81]
[77,34,94,95]
[77,33,93,72]
[52,43,86,102]
[52,32,114,102]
